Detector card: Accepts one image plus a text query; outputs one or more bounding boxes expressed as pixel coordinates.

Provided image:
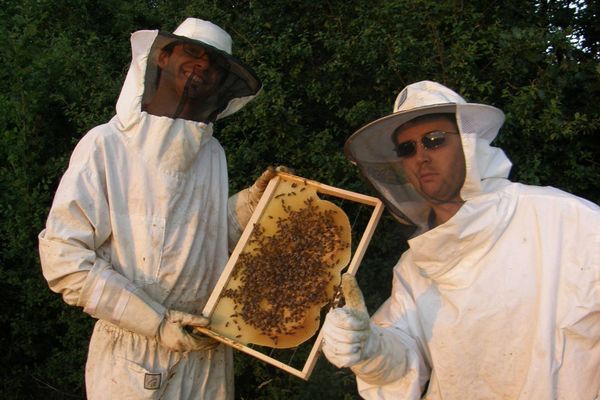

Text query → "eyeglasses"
[180,43,229,72]
[394,130,457,158]
[181,43,209,59]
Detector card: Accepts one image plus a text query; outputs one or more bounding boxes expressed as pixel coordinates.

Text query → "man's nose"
[192,56,210,71]
[414,142,431,163]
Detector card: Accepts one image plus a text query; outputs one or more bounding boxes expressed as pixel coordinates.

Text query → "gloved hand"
[228,166,292,230]
[157,310,220,352]
[322,273,381,368]
[78,264,219,353]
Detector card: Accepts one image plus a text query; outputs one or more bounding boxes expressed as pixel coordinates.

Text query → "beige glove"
[322,274,381,368]
[157,310,219,352]
[79,265,218,353]
[228,166,291,230]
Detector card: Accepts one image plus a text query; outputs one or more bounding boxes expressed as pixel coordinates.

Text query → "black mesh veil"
[142,32,261,122]
[344,104,458,232]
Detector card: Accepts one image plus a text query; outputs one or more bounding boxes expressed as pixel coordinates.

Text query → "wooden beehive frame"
[196,172,384,380]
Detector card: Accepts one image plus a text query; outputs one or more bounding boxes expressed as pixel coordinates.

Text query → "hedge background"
[1,0,598,398]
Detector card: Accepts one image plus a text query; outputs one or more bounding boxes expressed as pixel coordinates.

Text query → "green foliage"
[1,0,598,398]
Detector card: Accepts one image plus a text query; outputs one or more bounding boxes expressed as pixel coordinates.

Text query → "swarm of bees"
[214,179,351,348]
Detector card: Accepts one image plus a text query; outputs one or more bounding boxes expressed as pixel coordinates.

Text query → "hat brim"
[344,103,503,164]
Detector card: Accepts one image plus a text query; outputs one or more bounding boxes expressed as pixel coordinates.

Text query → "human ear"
[157,50,170,69]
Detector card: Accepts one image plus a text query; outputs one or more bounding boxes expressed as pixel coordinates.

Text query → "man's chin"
[182,84,218,100]
[421,191,463,204]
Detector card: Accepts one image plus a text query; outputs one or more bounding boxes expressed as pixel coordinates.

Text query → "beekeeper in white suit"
[322,81,600,399]
[38,18,274,399]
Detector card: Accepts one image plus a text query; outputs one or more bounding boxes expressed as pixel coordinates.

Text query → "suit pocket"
[111,356,167,399]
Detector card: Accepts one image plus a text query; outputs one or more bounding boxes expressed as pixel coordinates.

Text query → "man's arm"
[322,269,430,399]
[227,166,290,250]
[39,137,215,352]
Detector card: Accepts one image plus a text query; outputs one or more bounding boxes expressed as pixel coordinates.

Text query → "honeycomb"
[209,179,351,348]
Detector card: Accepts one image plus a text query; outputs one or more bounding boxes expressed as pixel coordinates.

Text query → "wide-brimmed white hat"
[345,80,504,165]
[172,18,233,54]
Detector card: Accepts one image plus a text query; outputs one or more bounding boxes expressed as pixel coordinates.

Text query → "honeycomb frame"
[196,172,383,380]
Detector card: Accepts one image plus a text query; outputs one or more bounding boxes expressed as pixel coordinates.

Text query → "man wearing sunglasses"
[38,18,275,399]
[391,114,466,227]
[322,81,600,399]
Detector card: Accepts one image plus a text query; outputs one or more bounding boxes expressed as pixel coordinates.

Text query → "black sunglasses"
[394,130,457,158]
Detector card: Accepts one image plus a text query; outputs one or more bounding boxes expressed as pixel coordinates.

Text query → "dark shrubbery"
[1,1,598,398]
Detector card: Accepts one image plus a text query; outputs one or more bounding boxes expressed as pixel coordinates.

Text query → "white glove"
[228,166,291,230]
[322,273,381,368]
[157,310,219,352]
[80,264,218,352]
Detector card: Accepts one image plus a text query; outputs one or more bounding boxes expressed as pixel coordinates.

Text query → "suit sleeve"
[351,254,431,399]
[39,134,165,336]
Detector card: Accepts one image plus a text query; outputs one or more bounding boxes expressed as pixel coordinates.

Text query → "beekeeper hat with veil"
[116,17,262,126]
[344,80,512,236]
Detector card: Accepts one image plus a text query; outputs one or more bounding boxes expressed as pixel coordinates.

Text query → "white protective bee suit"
[323,81,600,399]
[38,18,262,399]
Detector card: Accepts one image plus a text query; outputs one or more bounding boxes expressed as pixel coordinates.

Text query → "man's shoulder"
[512,182,571,198]
[65,119,122,168]
[511,182,599,213]
[74,118,124,150]
[82,118,120,142]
